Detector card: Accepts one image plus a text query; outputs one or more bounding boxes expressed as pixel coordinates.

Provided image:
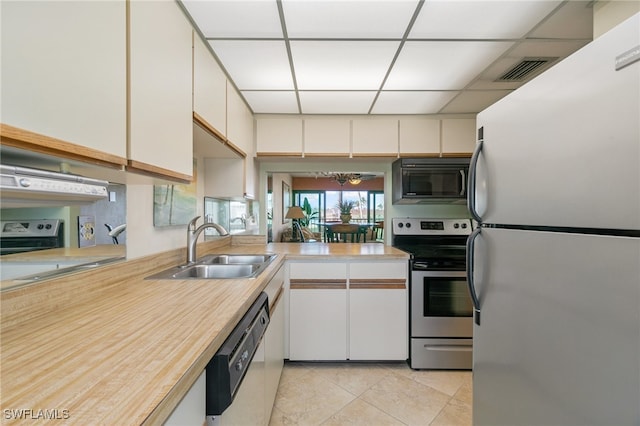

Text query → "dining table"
[318,222,375,243]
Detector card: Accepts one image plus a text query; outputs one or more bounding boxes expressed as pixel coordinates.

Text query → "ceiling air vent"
[497,57,558,82]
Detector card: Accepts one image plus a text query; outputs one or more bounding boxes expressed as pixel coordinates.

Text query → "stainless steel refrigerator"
[467,13,639,425]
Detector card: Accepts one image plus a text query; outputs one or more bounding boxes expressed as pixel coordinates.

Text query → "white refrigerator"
[467,13,639,426]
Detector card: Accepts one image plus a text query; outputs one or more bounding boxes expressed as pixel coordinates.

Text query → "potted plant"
[336,200,355,223]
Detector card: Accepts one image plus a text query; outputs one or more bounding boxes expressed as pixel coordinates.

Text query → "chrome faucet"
[186,216,229,264]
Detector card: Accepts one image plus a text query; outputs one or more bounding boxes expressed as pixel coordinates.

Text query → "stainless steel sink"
[173,264,260,279]
[146,254,276,280]
[198,254,276,265]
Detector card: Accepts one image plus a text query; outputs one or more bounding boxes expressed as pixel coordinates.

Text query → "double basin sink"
[146,254,277,280]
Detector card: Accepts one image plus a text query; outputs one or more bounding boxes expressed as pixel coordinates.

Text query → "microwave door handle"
[459,169,466,196]
[466,227,482,326]
[468,138,484,223]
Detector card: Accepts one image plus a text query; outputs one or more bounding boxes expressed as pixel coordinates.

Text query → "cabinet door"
[349,262,408,360]
[265,287,284,423]
[129,0,193,180]
[204,157,244,198]
[227,83,253,155]
[256,117,303,156]
[441,118,476,155]
[193,36,226,139]
[1,1,127,161]
[289,262,347,360]
[399,118,440,156]
[303,117,350,156]
[352,118,399,156]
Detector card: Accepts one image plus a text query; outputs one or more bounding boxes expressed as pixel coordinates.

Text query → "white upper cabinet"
[352,118,399,156]
[128,0,193,180]
[226,83,253,155]
[441,118,477,155]
[1,1,127,162]
[256,117,303,155]
[303,117,350,156]
[193,36,227,139]
[399,118,440,156]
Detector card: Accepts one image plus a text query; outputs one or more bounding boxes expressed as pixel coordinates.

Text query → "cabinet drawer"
[289,262,347,279]
[349,262,407,280]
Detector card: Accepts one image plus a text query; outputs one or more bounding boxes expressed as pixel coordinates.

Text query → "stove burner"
[391,218,472,271]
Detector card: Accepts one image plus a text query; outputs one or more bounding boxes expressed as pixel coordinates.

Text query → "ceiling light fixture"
[327,173,366,186]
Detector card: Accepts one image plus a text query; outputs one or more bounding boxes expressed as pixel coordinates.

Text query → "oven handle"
[466,227,482,326]
[468,137,483,223]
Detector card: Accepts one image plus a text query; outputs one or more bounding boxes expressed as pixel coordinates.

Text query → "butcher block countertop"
[0,240,408,425]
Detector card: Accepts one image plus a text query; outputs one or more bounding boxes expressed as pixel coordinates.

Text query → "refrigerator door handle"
[468,138,484,223]
[466,227,482,325]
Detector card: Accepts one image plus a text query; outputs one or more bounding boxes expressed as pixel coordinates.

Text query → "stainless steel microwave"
[392,158,470,204]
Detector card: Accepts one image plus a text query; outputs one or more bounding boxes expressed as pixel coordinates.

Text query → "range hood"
[0,164,109,207]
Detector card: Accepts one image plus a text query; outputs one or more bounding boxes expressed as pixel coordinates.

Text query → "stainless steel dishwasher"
[206,292,269,425]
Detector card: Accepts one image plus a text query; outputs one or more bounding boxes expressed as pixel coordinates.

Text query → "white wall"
[125,155,207,259]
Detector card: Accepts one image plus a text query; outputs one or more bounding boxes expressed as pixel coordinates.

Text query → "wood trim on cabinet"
[256,152,303,157]
[441,153,473,158]
[349,279,407,289]
[303,153,351,158]
[350,153,400,158]
[269,284,285,312]
[224,139,247,159]
[290,279,347,290]
[126,159,192,183]
[193,112,227,144]
[193,112,246,158]
[0,123,128,169]
[398,153,442,158]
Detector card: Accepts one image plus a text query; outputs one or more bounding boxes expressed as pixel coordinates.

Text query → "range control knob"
[454,223,460,229]
[19,178,31,187]
[37,224,45,230]
[462,223,468,229]
[398,223,404,228]
[405,222,411,228]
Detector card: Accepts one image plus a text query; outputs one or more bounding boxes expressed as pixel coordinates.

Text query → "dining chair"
[326,224,362,243]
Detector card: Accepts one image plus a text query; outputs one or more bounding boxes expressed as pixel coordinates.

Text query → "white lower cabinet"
[164,371,206,426]
[288,260,408,361]
[289,262,348,360]
[349,262,408,360]
[264,266,285,423]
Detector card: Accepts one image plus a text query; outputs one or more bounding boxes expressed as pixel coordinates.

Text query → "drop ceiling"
[180,0,593,115]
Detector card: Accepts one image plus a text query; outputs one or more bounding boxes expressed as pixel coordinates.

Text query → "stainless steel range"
[0,219,64,255]
[392,218,473,370]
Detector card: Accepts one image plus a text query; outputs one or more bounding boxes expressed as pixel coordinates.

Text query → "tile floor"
[269,361,472,426]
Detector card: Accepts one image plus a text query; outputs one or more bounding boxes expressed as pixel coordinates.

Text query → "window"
[294,189,383,226]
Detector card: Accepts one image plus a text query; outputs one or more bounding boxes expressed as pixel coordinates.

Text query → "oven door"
[410,270,473,338]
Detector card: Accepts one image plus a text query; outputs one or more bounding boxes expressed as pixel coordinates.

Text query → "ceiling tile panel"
[410,1,561,39]
[242,91,299,113]
[282,0,419,38]
[291,40,400,90]
[372,91,458,114]
[299,91,377,114]
[182,0,282,38]
[180,0,594,115]
[385,41,514,90]
[209,40,293,90]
